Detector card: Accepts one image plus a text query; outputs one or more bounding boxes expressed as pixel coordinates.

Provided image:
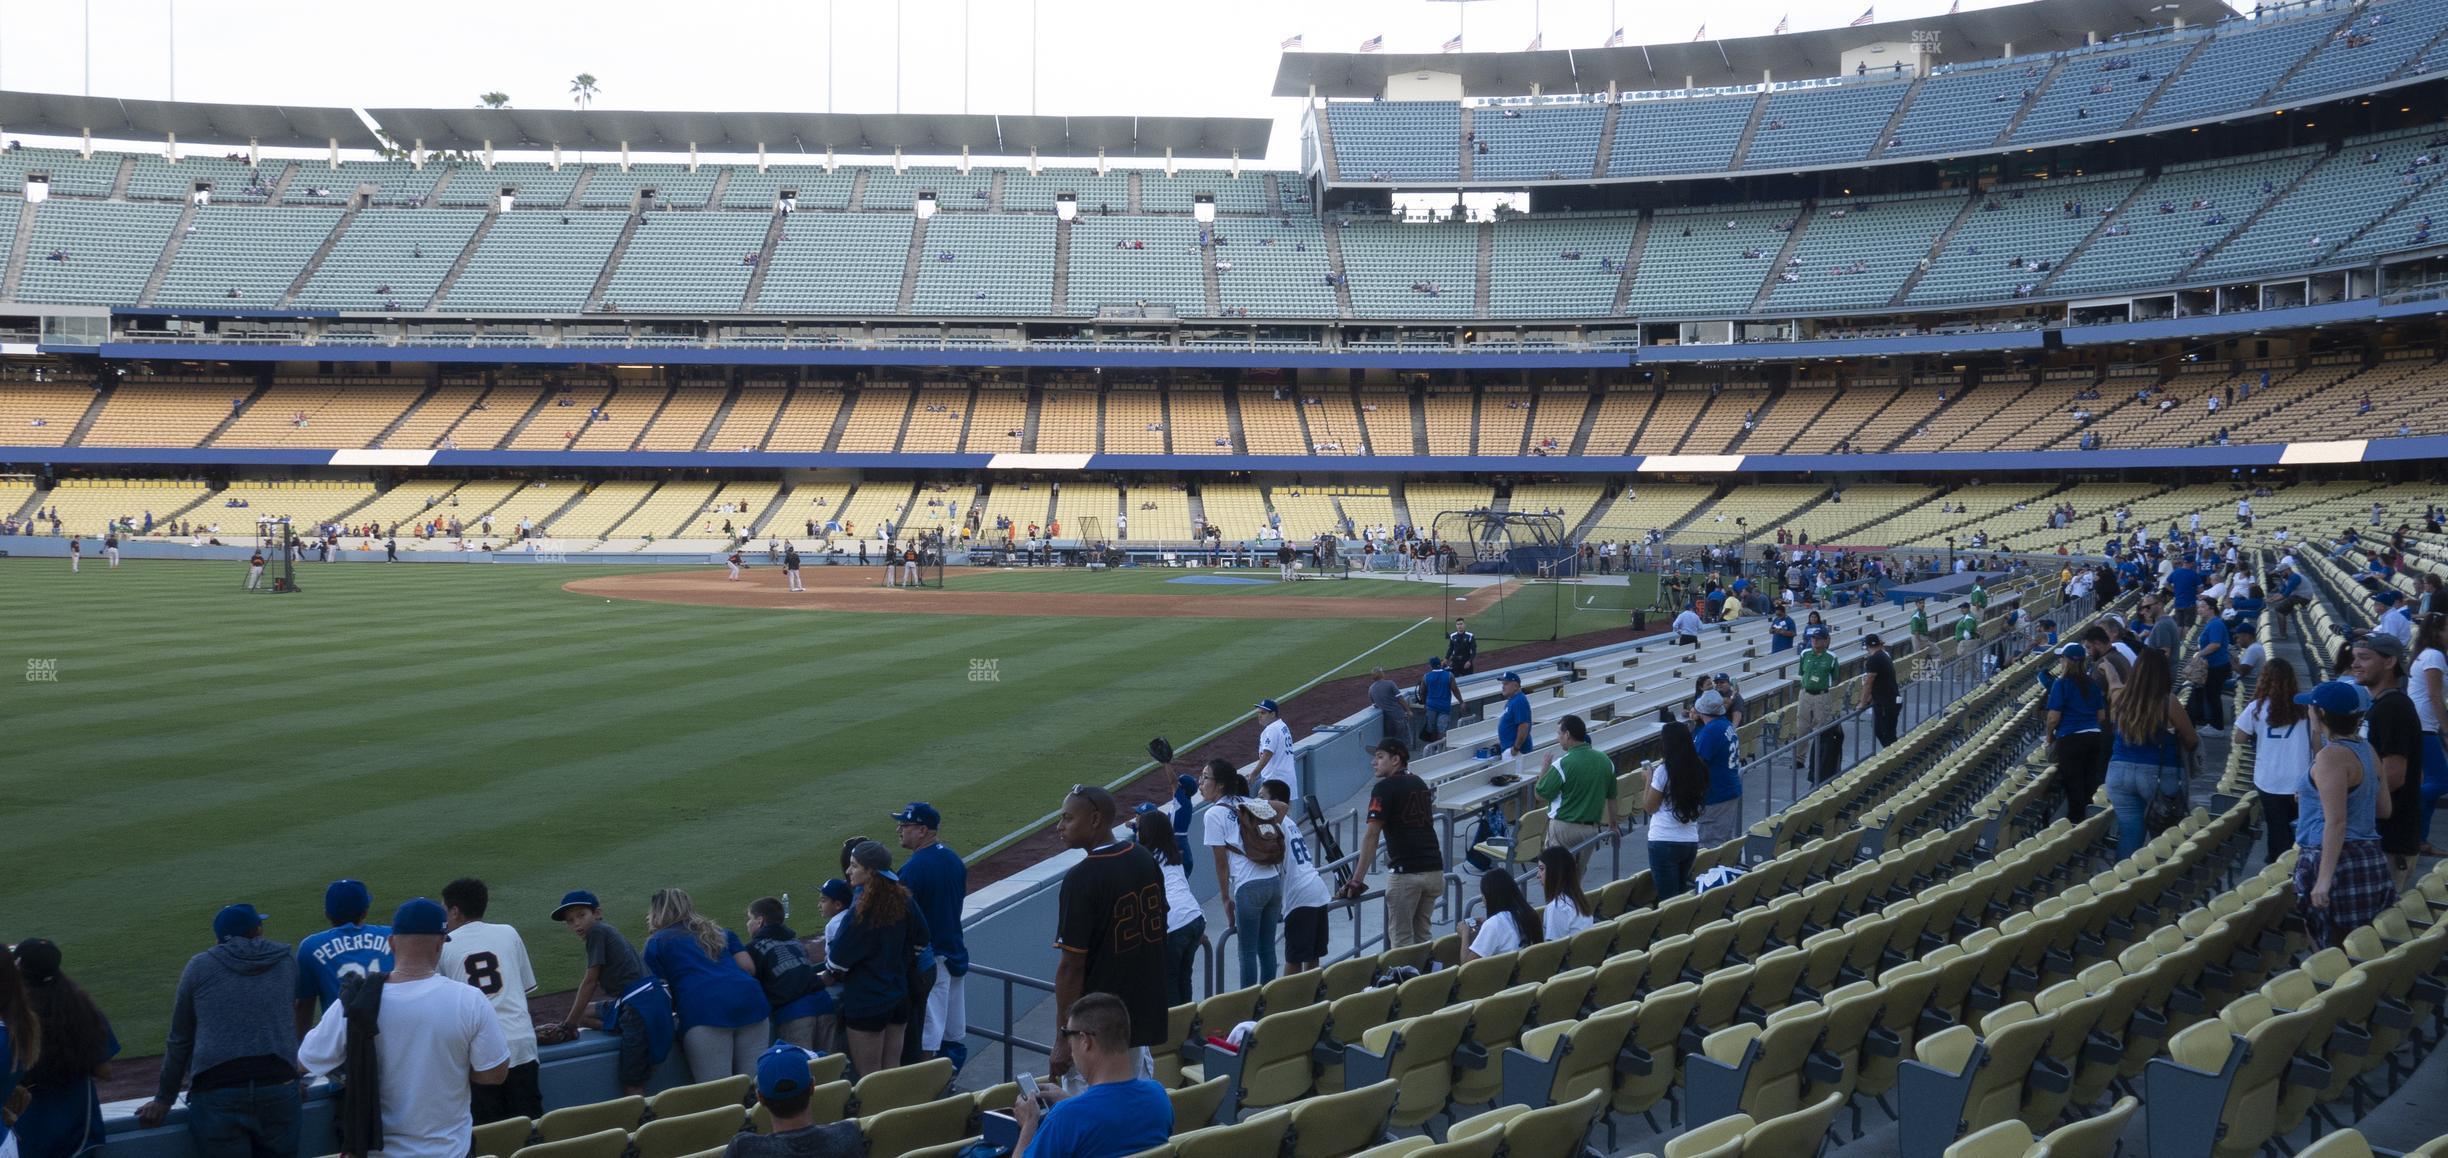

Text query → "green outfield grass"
[0,558,1437,1053]
[949,566,1442,597]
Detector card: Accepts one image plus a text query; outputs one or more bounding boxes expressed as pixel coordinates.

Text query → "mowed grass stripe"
[0,559,1406,1051]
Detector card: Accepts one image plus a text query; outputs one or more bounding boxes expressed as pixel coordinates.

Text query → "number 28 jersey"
[440,919,541,1066]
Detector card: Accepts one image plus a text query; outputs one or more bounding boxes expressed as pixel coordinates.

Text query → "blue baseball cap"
[392,898,450,938]
[1499,671,1522,683]
[756,1044,816,1100]
[2060,643,2087,659]
[550,890,600,921]
[324,879,372,923]
[1255,699,1281,713]
[213,903,269,942]
[1132,801,1165,816]
[1428,656,1444,669]
[1805,626,1830,640]
[890,802,942,829]
[2295,680,2372,715]
[818,879,853,905]
[2373,589,2403,605]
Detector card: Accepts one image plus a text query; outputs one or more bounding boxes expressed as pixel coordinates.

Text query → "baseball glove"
[1149,738,1176,766]
[534,1022,577,1045]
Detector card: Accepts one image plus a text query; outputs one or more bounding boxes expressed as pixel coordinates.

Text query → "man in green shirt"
[1794,626,1842,759]
[1952,600,1980,663]
[1535,713,1618,874]
[1909,600,1932,681]
[1969,582,1989,612]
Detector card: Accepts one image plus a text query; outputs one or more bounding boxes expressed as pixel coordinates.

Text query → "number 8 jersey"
[440,920,542,1066]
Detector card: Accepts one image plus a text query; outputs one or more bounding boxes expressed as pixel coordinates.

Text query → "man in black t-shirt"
[2353,633,2425,887]
[1446,620,1478,676]
[1340,741,1443,948]
[1050,786,1167,1077]
[1858,633,1902,747]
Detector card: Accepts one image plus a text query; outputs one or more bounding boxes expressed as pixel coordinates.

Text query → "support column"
[620,141,631,171]
[410,140,422,170]
[1165,146,1175,176]
[960,146,971,175]
[688,143,698,172]
[758,143,768,173]
[167,132,178,162]
[483,140,496,169]
[552,144,562,171]
[81,127,93,159]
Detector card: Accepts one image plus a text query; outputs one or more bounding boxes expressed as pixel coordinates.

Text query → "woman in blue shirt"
[2190,597,2233,733]
[2105,648,2200,858]
[9,940,117,1158]
[2293,681,2396,948]
[829,841,931,1079]
[2046,645,2110,825]
[643,888,772,1082]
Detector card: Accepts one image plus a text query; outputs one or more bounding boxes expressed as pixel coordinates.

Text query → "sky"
[2,0,2055,167]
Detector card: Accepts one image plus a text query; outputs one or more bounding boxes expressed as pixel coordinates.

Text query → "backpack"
[1233,800,1287,867]
[748,935,820,1008]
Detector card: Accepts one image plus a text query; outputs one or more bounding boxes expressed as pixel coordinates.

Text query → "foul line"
[968,615,1434,865]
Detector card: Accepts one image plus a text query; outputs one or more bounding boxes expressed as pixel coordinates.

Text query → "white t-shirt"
[2239,642,2267,671]
[299,974,511,1158]
[2412,647,2448,734]
[1468,911,1528,959]
[1158,862,1202,933]
[1257,720,1297,788]
[438,920,541,1066]
[1543,897,1594,941]
[1646,764,1701,844]
[1278,827,1332,913]
[2236,700,2314,796]
[1200,797,1281,895]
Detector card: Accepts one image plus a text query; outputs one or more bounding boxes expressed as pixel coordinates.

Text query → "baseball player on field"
[104,532,120,568]
[901,543,922,587]
[246,550,265,589]
[884,541,901,587]
[68,535,81,572]
[727,550,744,581]
[783,542,804,592]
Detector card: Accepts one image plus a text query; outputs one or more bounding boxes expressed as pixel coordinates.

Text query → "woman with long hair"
[0,947,39,1158]
[9,941,113,1158]
[830,841,930,1077]
[2104,647,2201,857]
[2046,644,2111,824]
[1459,868,1544,962]
[641,887,769,1081]
[2293,680,2398,947]
[1645,720,1712,899]
[2411,612,2448,857]
[2238,658,2314,864]
[1135,809,1207,1007]
[1196,760,1283,988]
[2190,596,2234,732]
[1537,846,1594,941]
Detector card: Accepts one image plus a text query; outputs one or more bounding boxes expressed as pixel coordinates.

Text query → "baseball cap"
[1255,699,1281,714]
[392,898,450,938]
[1500,671,1522,684]
[1368,738,1411,763]
[1805,625,1830,640]
[2295,680,2373,715]
[2354,632,2407,659]
[756,1044,816,1100]
[12,939,62,984]
[1428,656,1445,669]
[818,879,853,905]
[890,802,942,829]
[1131,801,1165,817]
[2060,643,2087,659]
[1695,690,1727,716]
[1863,633,1885,647]
[850,840,900,882]
[214,903,270,942]
[550,890,600,921]
[324,879,373,923]
[1713,672,1732,683]
[2373,589,2403,605]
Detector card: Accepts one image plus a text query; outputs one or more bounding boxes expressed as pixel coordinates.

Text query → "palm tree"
[569,74,599,110]
[477,91,511,108]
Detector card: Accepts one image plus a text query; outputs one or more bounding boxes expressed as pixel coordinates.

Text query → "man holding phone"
[1010,994,1172,1158]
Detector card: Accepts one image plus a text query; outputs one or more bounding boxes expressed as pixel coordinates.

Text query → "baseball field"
[0,555,1650,1053]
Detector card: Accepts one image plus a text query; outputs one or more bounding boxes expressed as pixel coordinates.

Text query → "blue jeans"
[1232,876,1283,988]
[1164,916,1207,1008]
[185,1081,302,1158]
[1648,840,1698,901]
[2105,759,2176,859]
[2421,732,2446,839]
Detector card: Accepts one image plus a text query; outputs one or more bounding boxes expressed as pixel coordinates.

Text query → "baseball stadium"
[3,0,2448,1154]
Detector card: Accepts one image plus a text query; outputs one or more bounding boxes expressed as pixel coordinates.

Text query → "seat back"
[1284,1078,1400,1158]
[1379,1003,1474,1129]
[471,1115,534,1158]
[857,1093,977,1156]
[509,1127,630,1158]
[1741,1089,1846,1157]
[1169,1075,1232,1132]
[2034,1094,2136,1158]
[645,1075,753,1119]
[1451,983,1540,1106]
[1241,1000,1334,1110]
[536,1096,645,1143]
[1498,1087,1609,1158]
[630,1105,748,1158]
[1172,1106,1291,1158]
[853,1055,956,1115]
[1550,998,1640,1105]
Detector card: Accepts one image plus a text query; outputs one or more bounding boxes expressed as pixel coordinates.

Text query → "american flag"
[1851,6,1876,24]
[1772,14,1788,33]
[1442,34,1464,52]
[1949,0,1960,11]
[1606,27,1626,47]
[1525,32,1542,51]
[1358,34,1383,53]
[1691,24,1706,41]
[1281,33,1304,50]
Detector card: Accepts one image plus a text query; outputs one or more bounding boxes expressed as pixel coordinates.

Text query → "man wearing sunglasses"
[1009,994,1172,1158]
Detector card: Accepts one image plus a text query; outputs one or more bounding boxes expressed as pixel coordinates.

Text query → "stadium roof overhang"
[359,108,1272,158]
[1271,0,2239,96]
[0,90,382,149]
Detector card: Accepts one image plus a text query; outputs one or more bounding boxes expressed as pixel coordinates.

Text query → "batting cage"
[247,519,300,594]
[897,532,947,588]
[1430,509,1648,642]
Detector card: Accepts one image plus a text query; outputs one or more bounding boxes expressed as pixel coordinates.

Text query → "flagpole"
[962,0,970,114]
[826,0,835,113]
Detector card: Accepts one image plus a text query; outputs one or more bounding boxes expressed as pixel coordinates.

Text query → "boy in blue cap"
[722,1046,860,1158]
[545,890,670,1095]
[294,880,392,1037]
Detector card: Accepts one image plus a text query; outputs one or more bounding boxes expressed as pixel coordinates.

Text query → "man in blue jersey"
[1767,602,1798,654]
[894,802,969,1067]
[1419,657,1457,751]
[294,879,392,1038]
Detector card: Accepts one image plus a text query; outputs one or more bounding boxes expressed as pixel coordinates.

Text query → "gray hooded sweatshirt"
[156,936,302,1102]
